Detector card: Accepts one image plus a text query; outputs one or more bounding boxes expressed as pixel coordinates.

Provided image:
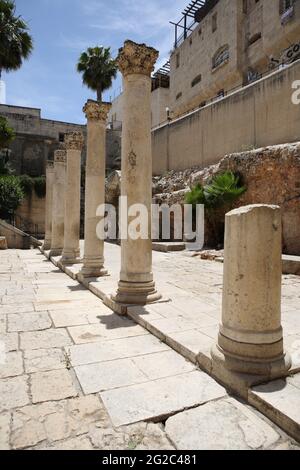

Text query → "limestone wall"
[15,192,46,236]
[152,59,300,175]
[152,142,300,255]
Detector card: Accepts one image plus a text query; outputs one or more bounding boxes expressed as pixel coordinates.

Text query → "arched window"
[212,45,229,70]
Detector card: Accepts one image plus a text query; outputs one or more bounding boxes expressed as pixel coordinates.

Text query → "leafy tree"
[0,116,15,149]
[0,175,24,220]
[77,46,118,102]
[0,0,33,79]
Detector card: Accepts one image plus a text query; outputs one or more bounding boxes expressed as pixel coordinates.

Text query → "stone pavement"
[0,249,299,450]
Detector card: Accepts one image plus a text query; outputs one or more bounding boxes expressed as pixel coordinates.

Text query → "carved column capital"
[117,40,158,77]
[65,132,84,151]
[83,100,111,122]
[54,150,67,163]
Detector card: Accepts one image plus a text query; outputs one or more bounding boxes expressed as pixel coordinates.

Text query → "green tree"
[0,0,33,79]
[77,46,118,102]
[0,175,24,220]
[0,116,15,149]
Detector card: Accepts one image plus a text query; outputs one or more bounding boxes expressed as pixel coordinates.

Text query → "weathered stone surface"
[67,334,168,367]
[20,329,72,350]
[38,435,94,450]
[0,376,29,411]
[165,397,280,450]
[0,351,23,378]
[0,314,6,334]
[0,412,11,449]
[101,370,226,426]
[75,358,147,394]
[30,369,78,403]
[24,348,66,373]
[11,395,105,449]
[8,312,51,332]
[89,422,174,450]
[0,332,18,352]
[68,320,147,344]
[131,350,195,380]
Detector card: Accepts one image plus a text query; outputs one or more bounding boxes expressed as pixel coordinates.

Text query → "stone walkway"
[0,248,299,450]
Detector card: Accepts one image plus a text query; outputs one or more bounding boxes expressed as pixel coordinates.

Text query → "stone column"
[43,160,55,250]
[212,204,291,377]
[78,100,111,278]
[113,40,161,305]
[60,132,84,265]
[49,150,66,257]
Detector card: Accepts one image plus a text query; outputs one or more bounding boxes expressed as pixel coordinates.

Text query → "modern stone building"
[0,103,121,176]
[109,0,300,127]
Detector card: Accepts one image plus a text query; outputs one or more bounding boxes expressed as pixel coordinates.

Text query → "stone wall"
[15,192,46,236]
[0,104,121,176]
[151,142,300,255]
[152,59,300,175]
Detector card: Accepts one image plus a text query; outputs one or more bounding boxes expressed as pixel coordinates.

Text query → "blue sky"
[3,0,188,124]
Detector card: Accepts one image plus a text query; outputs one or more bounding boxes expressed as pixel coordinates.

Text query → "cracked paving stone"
[11,395,107,449]
[0,351,23,378]
[0,412,11,449]
[24,348,66,373]
[165,397,280,450]
[20,329,72,350]
[8,311,52,332]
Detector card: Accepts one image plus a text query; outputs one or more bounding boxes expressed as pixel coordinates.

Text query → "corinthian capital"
[83,100,112,122]
[54,150,66,163]
[117,40,158,77]
[65,132,84,151]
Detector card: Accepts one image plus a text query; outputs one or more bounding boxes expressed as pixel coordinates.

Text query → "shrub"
[0,117,15,150]
[33,176,46,198]
[18,174,34,196]
[0,175,24,220]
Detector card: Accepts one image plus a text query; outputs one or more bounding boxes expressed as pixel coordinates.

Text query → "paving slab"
[11,395,105,449]
[8,312,51,332]
[24,348,67,373]
[20,329,73,350]
[0,351,23,378]
[165,397,281,450]
[0,376,30,411]
[0,412,10,450]
[30,369,79,403]
[249,373,300,442]
[68,321,148,344]
[100,370,226,427]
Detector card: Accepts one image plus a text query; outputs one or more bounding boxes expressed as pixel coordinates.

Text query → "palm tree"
[77,46,118,102]
[0,0,33,79]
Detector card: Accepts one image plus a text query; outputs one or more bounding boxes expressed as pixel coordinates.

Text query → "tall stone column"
[212,204,291,377]
[43,160,55,250]
[113,40,161,305]
[49,150,66,257]
[60,132,84,265]
[78,100,111,278]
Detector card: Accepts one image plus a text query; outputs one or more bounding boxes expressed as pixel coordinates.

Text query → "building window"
[176,53,180,68]
[212,45,229,70]
[212,13,217,33]
[191,74,202,87]
[59,133,64,142]
[176,92,182,100]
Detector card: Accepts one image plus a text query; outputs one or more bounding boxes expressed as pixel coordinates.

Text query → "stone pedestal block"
[212,204,291,377]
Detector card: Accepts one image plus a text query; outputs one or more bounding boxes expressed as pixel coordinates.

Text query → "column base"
[49,248,63,257]
[78,265,108,279]
[42,240,51,251]
[112,280,162,305]
[211,340,291,378]
[60,249,81,265]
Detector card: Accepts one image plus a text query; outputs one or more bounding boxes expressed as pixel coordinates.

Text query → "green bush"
[0,175,24,220]
[33,176,46,198]
[0,117,15,150]
[18,175,46,198]
[18,174,34,196]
